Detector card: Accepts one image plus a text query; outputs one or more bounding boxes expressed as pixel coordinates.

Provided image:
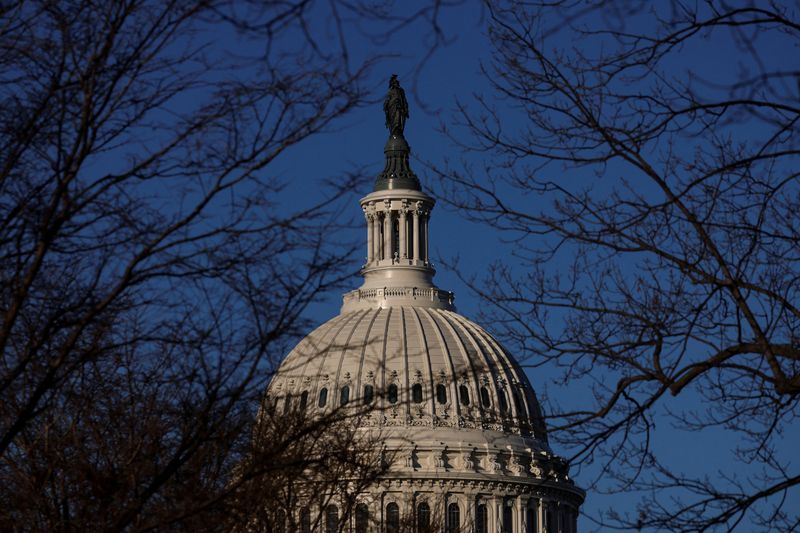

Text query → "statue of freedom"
[383,74,409,136]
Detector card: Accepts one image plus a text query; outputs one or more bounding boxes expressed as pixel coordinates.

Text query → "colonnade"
[288,492,578,533]
[434,493,577,533]
[364,203,429,265]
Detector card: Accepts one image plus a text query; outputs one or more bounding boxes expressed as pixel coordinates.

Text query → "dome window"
[363,384,374,404]
[300,507,311,533]
[436,383,448,404]
[283,395,292,414]
[275,510,286,533]
[412,383,423,403]
[340,385,350,406]
[325,504,338,533]
[387,383,399,404]
[418,502,431,531]
[318,387,328,408]
[503,503,513,533]
[459,385,470,406]
[355,503,369,533]
[299,390,308,410]
[526,506,537,533]
[498,389,508,413]
[480,386,491,408]
[446,502,460,532]
[476,504,488,533]
[386,502,400,533]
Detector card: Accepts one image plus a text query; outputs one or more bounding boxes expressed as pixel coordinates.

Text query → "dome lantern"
[346,76,453,312]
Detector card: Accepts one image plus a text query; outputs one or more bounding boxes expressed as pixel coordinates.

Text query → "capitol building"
[265,77,584,532]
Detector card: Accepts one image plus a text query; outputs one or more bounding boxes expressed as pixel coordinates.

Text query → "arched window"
[386,502,400,533]
[299,390,309,410]
[446,502,460,532]
[480,386,491,408]
[300,507,311,533]
[387,383,398,404]
[476,504,488,533]
[340,385,350,406]
[503,503,514,533]
[275,509,286,533]
[436,383,448,404]
[526,505,537,533]
[283,395,292,414]
[498,389,508,413]
[459,384,470,406]
[355,503,369,533]
[418,502,431,532]
[318,387,328,408]
[363,384,374,404]
[412,383,423,403]
[325,504,338,533]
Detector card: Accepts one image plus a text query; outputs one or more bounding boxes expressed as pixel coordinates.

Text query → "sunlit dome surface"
[271,306,549,444]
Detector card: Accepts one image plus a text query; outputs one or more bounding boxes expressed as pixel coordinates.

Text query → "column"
[366,214,374,262]
[404,492,415,531]
[540,499,547,533]
[520,497,530,533]
[412,209,420,261]
[467,496,476,533]
[516,497,525,533]
[373,213,382,261]
[423,212,429,262]
[437,489,447,532]
[399,209,407,259]
[383,210,392,261]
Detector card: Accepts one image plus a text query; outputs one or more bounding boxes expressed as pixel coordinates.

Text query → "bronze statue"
[383,74,409,136]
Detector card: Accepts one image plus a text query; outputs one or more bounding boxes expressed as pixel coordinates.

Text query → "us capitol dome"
[266,76,585,532]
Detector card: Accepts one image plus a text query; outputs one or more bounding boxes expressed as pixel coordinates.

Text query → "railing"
[342,286,455,307]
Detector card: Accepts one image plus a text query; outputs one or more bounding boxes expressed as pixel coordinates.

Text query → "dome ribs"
[307,310,370,413]
[432,309,488,428]
[412,307,452,425]
[418,308,465,424]
[399,308,411,422]
[382,307,409,420]
[438,310,499,430]
[331,308,379,410]
[457,315,543,438]
[274,310,363,412]
[377,307,398,415]
[280,312,353,391]
[444,311,525,434]
[356,308,386,412]
[406,307,437,425]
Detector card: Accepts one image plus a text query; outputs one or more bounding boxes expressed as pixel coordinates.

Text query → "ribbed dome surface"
[270,306,548,442]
